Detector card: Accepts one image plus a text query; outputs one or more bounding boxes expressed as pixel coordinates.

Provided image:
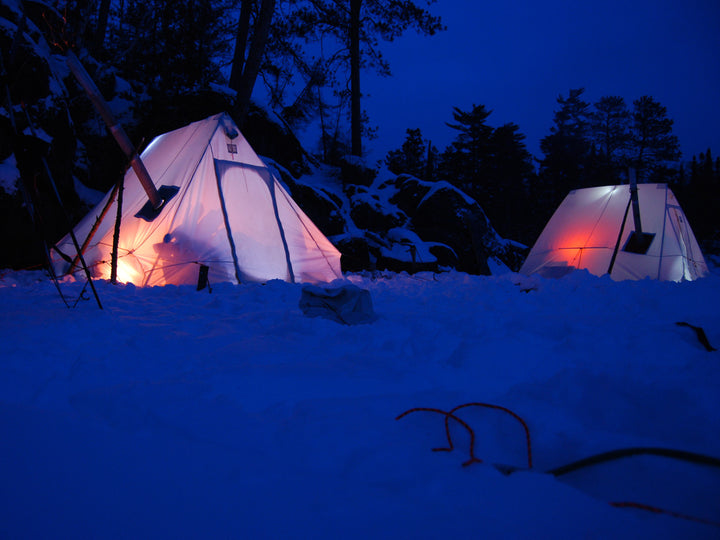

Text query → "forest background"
[1,0,718,272]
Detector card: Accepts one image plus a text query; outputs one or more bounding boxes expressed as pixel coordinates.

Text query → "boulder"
[410,182,502,275]
[429,244,459,269]
[349,187,407,233]
[375,228,442,274]
[335,236,377,273]
[339,155,377,187]
[290,184,345,237]
[385,174,433,216]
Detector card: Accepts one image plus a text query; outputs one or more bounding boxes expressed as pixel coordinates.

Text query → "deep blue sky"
[362,0,720,164]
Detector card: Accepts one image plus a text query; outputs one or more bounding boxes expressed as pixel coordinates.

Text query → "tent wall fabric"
[520,184,708,282]
[52,113,342,287]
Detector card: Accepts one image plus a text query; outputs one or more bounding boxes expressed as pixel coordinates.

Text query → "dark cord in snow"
[398,402,720,528]
[676,322,717,351]
[547,446,720,476]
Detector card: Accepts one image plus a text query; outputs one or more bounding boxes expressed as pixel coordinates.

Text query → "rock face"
[371,174,518,275]
[304,162,522,276]
[406,181,498,275]
[1,3,84,268]
[339,155,377,187]
[348,187,407,233]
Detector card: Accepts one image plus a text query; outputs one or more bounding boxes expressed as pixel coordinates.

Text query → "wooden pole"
[628,167,643,235]
[67,179,119,274]
[66,51,163,210]
[110,173,124,284]
[21,105,103,309]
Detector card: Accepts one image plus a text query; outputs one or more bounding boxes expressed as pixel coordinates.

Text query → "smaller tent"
[51,113,342,287]
[520,184,708,282]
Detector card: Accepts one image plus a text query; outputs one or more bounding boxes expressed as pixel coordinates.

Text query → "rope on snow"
[396,402,532,468]
[397,402,720,529]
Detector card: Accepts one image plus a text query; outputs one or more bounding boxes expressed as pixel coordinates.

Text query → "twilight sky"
[361,0,720,164]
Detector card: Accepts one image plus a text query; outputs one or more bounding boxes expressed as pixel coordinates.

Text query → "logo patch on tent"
[227,143,238,154]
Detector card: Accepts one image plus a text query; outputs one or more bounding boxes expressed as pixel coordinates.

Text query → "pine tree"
[590,96,631,182]
[486,122,536,242]
[539,88,592,200]
[438,104,535,242]
[701,148,714,187]
[630,95,680,182]
[442,104,494,188]
[385,128,434,178]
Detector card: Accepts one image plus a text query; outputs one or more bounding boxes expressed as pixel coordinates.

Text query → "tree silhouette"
[385,128,436,179]
[436,104,535,243]
[591,96,631,183]
[631,95,680,182]
[229,0,277,126]
[441,104,494,189]
[291,0,443,156]
[539,88,592,201]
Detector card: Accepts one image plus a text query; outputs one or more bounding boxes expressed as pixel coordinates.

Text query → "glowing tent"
[520,184,708,282]
[52,113,342,287]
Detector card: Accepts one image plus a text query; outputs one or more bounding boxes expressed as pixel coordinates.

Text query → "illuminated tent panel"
[51,113,342,287]
[520,184,708,282]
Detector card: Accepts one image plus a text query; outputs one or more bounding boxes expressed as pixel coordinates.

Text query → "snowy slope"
[1,266,719,539]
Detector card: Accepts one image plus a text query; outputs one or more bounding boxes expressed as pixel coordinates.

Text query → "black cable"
[548,447,720,477]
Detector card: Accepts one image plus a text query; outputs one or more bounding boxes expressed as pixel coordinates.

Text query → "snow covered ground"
[1,265,719,539]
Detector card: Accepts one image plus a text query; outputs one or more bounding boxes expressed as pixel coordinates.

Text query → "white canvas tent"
[52,113,342,287]
[520,184,708,282]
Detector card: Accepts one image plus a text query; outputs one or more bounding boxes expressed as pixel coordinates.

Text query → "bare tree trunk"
[233,0,276,126]
[349,0,362,156]
[92,0,112,54]
[229,0,253,92]
[318,86,329,161]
